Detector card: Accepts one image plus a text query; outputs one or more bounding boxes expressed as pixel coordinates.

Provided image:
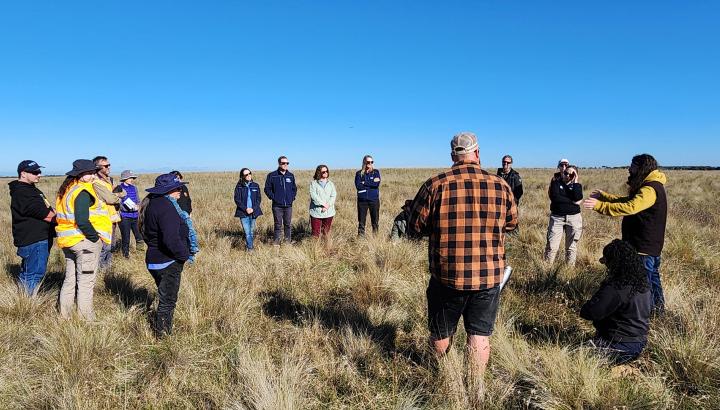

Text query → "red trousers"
[310,216,333,237]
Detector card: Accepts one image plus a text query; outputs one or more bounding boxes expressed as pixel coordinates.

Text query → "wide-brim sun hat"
[120,170,139,181]
[66,159,99,177]
[146,173,188,195]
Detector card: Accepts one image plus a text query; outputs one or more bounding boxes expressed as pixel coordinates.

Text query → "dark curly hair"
[602,239,649,295]
[627,154,657,195]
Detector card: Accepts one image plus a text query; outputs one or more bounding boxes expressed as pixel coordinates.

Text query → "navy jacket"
[142,196,190,265]
[355,169,381,202]
[234,181,263,218]
[264,170,297,207]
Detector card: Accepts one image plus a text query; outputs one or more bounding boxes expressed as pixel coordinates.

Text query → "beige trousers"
[60,239,102,320]
[544,213,583,266]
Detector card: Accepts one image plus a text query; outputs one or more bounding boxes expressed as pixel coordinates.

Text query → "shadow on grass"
[104,273,154,312]
[514,320,588,346]
[261,289,430,366]
[215,219,314,248]
[4,262,20,281]
[5,262,65,295]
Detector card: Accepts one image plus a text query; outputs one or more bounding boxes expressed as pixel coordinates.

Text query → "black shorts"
[426,277,501,339]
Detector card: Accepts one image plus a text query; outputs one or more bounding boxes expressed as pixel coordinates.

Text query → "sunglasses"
[321,170,329,174]
[365,160,374,164]
[280,162,290,165]
[101,164,111,168]
[27,170,42,175]
[563,171,575,177]
[502,161,512,164]
[243,173,252,177]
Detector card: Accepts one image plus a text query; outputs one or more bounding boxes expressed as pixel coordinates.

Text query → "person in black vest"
[497,154,523,205]
[170,170,192,214]
[581,239,652,364]
[584,154,668,312]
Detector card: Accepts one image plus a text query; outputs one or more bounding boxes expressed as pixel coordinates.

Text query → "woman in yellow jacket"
[55,160,113,320]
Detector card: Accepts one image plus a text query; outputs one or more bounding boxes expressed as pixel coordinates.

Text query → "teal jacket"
[309,179,337,219]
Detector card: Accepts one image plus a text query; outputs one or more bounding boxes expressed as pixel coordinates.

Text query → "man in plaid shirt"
[407,131,518,373]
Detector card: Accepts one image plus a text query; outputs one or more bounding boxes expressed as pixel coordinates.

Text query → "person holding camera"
[544,164,583,266]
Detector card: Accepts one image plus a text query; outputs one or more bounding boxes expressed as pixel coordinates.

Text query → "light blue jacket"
[309,179,337,219]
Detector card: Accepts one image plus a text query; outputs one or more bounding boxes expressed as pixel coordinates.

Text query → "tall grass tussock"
[1,168,718,408]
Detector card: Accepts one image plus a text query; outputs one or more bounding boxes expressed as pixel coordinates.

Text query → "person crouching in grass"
[581,239,652,365]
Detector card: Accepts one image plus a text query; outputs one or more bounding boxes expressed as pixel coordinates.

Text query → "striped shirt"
[408,160,518,290]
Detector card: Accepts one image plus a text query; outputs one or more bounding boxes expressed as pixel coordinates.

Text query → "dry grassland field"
[0,167,719,409]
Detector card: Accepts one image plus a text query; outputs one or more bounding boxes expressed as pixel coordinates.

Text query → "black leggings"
[357,200,380,235]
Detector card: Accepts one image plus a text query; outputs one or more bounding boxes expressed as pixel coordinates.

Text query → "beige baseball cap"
[451,131,479,155]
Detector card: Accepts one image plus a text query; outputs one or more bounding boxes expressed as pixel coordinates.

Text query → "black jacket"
[548,178,583,215]
[580,282,652,343]
[8,180,55,247]
[142,196,190,265]
[178,185,192,214]
[497,168,523,204]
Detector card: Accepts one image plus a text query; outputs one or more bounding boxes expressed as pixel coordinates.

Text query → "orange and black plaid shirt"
[408,160,518,290]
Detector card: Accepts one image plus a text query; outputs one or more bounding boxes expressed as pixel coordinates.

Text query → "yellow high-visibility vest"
[55,181,113,248]
[95,178,122,223]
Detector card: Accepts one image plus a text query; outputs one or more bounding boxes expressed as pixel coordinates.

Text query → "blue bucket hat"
[146,173,188,195]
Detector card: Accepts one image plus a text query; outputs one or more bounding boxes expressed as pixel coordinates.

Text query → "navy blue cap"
[146,173,188,195]
[17,160,43,175]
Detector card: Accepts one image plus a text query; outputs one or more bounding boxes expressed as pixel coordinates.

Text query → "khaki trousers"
[60,239,102,320]
[544,213,583,266]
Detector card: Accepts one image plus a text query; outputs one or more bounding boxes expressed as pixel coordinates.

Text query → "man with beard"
[583,154,667,312]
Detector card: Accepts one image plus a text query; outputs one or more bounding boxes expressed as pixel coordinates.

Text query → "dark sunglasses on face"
[280,162,289,165]
[101,164,111,168]
[365,160,374,164]
[563,171,575,177]
[321,170,328,174]
[502,161,512,164]
[28,170,42,175]
[243,173,252,177]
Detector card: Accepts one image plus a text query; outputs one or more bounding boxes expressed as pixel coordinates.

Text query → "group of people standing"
[232,155,381,250]
[8,136,668,369]
[9,156,197,336]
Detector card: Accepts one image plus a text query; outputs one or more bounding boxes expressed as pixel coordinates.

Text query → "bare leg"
[467,335,491,374]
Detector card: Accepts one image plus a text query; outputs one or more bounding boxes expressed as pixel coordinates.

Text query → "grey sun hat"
[120,170,138,181]
[450,131,479,155]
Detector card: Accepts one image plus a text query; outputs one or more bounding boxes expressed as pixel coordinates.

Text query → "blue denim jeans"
[16,239,50,295]
[240,217,257,250]
[640,255,664,311]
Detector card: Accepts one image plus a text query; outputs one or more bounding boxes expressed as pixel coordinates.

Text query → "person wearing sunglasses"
[496,155,523,205]
[8,160,56,296]
[354,154,381,236]
[544,164,583,266]
[309,164,337,238]
[234,168,263,250]
[92,155,125,270]
[264,156,297,245]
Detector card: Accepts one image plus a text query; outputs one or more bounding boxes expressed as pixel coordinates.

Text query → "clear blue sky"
[1,1,718,175]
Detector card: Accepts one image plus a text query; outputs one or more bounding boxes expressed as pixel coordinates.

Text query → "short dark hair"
[92,156,107,165]
[313,164,329,180]
[502,155,513,163]
[277,156,288,164]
